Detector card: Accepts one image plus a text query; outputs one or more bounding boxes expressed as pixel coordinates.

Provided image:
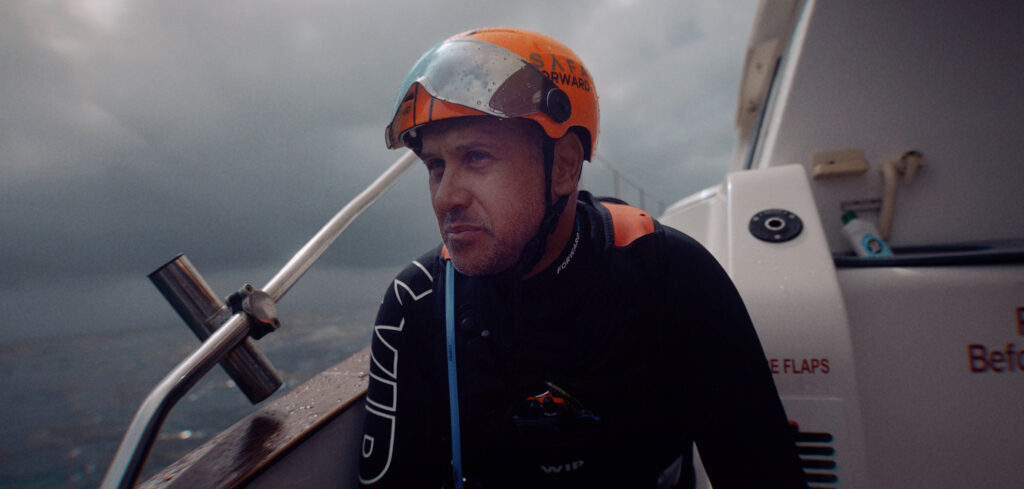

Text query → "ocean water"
[0,265,396,489]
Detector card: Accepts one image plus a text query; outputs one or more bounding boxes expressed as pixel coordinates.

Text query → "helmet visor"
[386,38,553,149]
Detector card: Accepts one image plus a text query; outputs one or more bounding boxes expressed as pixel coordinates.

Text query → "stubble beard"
[443,206,543,276]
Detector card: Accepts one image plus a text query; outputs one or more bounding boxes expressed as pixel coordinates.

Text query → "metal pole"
[149,254,282,404]
[100,314,251,489]
[100,150,418,489]
[264,150,418,301]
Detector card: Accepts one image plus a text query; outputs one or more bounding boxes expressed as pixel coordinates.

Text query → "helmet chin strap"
[513,137,569,277]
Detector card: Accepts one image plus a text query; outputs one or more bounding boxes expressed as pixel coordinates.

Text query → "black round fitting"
[749,209,803,243]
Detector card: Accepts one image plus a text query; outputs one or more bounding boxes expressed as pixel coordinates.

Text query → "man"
[359,27,806,489]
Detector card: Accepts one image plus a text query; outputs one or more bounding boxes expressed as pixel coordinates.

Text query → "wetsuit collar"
[522,209,588,284]
[555,217,581,275]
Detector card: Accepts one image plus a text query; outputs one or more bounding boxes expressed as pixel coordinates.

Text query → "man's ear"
[551,131,584,197]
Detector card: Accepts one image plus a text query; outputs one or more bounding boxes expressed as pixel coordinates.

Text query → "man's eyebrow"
[420,141,503,161]
[454,141,502,153]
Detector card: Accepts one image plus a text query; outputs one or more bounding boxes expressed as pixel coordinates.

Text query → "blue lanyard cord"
[445,261,464,489]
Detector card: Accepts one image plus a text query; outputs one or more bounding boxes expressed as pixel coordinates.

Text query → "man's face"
[418,116,546,275]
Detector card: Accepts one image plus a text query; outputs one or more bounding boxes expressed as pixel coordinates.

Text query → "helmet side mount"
[543,86,572,123]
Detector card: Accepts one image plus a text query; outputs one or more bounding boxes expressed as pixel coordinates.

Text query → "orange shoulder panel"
[603,202,655,247]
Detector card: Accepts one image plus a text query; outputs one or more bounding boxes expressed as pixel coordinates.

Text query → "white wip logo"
[540,459,585,474]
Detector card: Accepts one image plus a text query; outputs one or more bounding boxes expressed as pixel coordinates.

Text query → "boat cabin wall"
[746,0,1024,254]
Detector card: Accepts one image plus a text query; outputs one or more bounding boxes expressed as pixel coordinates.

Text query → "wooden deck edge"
[138,347,371,489]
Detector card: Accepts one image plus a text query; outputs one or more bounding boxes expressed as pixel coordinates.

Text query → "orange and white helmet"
[385,27,600,160]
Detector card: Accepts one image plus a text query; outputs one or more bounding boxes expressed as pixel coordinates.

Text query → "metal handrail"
[263,150,418,302]
[100,150,418,489]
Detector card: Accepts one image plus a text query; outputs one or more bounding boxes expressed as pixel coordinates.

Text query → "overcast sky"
[1,0,758,336]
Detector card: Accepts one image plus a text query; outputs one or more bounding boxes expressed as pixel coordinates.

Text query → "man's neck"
[523,192,579,278]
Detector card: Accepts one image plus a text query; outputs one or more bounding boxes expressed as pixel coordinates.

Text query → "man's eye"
[425,159,444,177]
[466,151,492,164]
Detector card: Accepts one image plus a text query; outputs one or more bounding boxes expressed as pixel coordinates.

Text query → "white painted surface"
[659,1,1024,487]
[752,0,1024,253]
[838,266,1024,489]
[663,165,868,487]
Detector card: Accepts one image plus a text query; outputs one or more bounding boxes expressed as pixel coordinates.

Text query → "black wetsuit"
[359,192,806,489]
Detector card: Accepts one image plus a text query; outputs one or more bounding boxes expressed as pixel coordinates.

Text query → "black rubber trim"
[833,243,1024,268]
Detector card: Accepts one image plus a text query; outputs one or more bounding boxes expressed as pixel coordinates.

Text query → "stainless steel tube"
[100,314,252,489]
[149,254,283,404]
[263,150,418,301]
[100,150,418,489]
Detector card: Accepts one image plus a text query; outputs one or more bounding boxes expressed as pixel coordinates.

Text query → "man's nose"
[433,165,472,213]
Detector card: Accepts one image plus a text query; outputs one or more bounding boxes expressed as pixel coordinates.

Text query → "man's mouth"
[444,223,484,238]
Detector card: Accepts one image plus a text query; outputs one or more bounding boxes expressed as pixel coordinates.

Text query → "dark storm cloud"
[0,0,756,287]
